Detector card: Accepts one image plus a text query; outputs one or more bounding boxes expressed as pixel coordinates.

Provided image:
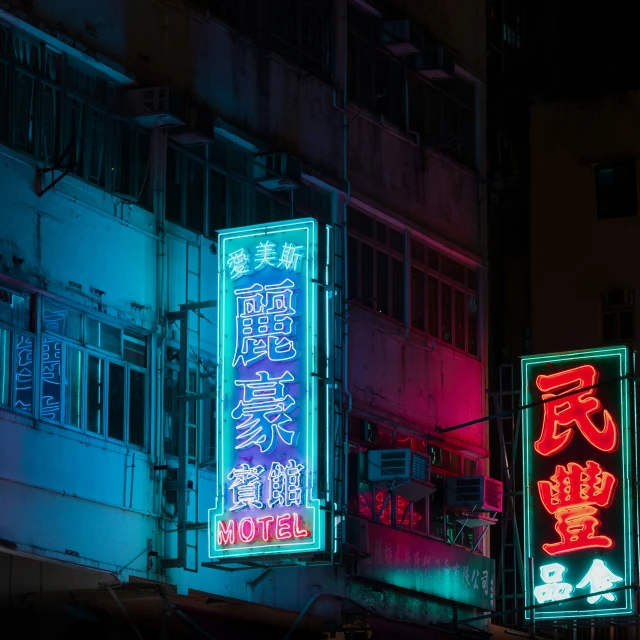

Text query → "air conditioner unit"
[344,516,369,556]
[254,153,302,191]
[445,476,503,513]
[367,449,435,501]
[169,104,215,146]
[410,44,455,79]
[123,86,187,128]
[378,19,423,56]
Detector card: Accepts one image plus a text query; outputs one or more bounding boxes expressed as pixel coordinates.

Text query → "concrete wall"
[530,92,640,353]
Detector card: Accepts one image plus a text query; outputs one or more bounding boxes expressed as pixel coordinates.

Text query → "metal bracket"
[35,140,77,197]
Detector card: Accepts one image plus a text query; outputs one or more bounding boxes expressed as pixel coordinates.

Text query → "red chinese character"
[534,364,618,456]
[537,460,617,555]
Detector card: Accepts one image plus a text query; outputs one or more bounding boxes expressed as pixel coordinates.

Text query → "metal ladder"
[493,363,525,626]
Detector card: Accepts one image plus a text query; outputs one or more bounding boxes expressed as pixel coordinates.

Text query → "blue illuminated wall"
[210,219,327,559]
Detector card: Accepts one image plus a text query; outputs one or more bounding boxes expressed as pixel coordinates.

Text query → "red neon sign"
[537,460,617,555]
[217,512,310,547]
[534,365,618,457]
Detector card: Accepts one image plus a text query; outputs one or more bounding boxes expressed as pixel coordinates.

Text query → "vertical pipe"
[129,451,136,509]
[176,306,188,566]
[529,556,536,639]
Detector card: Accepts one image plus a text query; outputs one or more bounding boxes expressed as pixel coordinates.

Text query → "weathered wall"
[530,92,640,353]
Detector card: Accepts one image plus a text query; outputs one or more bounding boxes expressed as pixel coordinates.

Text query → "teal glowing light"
[209,219,326,559]
[522,347,634,620]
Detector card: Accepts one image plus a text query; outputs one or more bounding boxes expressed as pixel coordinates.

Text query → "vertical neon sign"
[209,219,327,559]
[522,347,634,620]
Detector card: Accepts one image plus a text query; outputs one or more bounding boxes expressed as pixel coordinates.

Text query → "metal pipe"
[129,451,136,509]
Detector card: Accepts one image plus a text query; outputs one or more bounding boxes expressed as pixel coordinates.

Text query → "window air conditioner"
[367,449,435,501]
[445,476,503,513]
[123,86,187,128]
[254,153,302,191]
[410,44,455,80]
[378,19,423,56]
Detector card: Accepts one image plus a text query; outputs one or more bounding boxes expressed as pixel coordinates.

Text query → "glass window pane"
[602,312,616,342]
[164,369,178,456]
[348,207,373,238]
[429,474,445,538]
[201,374,216,463]
[185,156,205,232]
[41,336,62,422]
[441,254,466,285]
[124,331,146,367]
[166,146,182,223]
[411,238,425,264]
[86,317,122,356]
[411,267,426,331]
[208,168,227,234]
[87,355,104,434]
[0,328,10,406]
[65,347,83,428]
[376,251,389,316]
[441,282,452,344]
[42,300,81,340]
[427,248,439,270]
[391,258,404,322]
[347,235,358,302]
[454,289,466,350]
[468,295,478,356]
[361,244,374,308]
[428,276,439,337]
[389,228,403,253]
[15,333,34,413]
[108,362,125,441]
[620,310,634,340]
[129,369,145,447]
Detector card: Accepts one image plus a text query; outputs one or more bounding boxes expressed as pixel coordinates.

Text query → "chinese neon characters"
[534,364,618,456]
[537,460,617,555]
[533,364,620,557]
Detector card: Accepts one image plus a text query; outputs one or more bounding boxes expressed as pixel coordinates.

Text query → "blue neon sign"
[209,219,326,559]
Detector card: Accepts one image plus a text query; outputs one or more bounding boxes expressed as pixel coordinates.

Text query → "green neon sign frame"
[522,346,634,620]
[209,218,328,560]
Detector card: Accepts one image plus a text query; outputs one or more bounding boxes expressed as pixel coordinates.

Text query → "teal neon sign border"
[209,218,327,559]
[522,346,633,620]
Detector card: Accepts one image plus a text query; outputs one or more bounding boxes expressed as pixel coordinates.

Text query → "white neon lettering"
[278,243,305,271]
[227,463,266,512]
[232,279,299,367]
[576,559,623,604]
[232,370,297,453]
[269,459,305,508]
[534,563,573,604]
[238,517,258,543]
[217,520,236,546]
[227,248,252,280]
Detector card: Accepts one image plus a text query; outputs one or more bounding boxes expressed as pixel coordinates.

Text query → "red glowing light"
[534,365,618,456]
[217,513,310,547]
[537,460,617,555]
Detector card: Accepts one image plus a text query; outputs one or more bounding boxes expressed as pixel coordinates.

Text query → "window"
[163,348,216,466]
[602,289,635,343]
[197,0,333,79]
[595,161,637,219]
[0,25,153,209]
[0,295,150,446]
[410,240,480,357]
[347,4,476,168]
[347,208,404,323]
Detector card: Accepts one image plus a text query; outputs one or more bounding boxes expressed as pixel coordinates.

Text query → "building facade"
[0,0,492,637]
[531,92,640,355]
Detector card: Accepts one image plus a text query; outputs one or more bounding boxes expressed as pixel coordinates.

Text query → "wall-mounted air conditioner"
[122,86,187,128]
[254,153,302,191]
[445,476,503,513]
[367,449,435,501]
[378,19,423,56]
[410,44,455,79]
